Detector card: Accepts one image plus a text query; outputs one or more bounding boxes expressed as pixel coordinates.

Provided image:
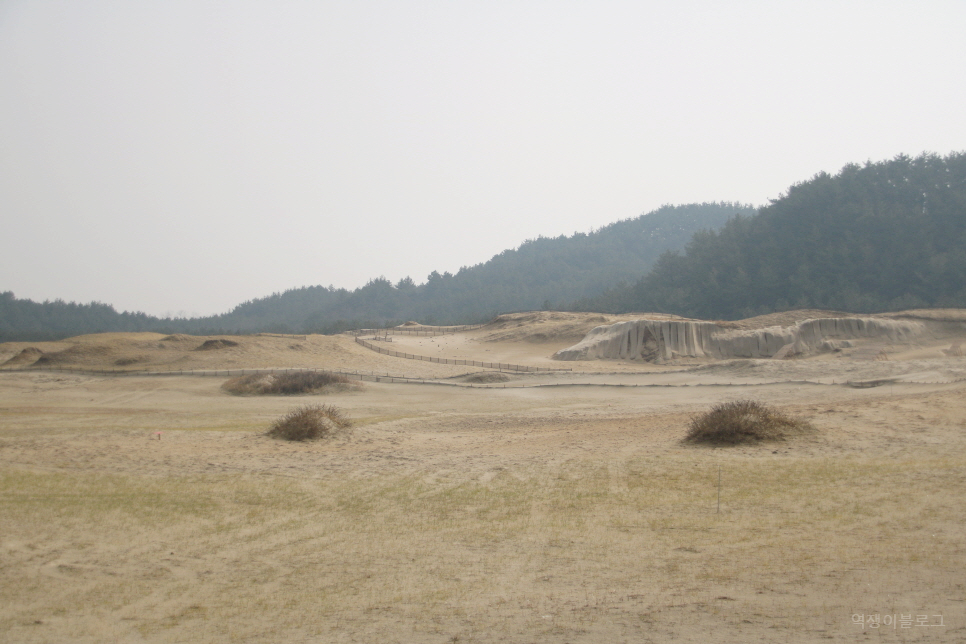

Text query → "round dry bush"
[685,399,814,445]
[267,404,351,441]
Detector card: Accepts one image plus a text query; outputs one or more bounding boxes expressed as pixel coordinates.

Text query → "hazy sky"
[2,1,965,317]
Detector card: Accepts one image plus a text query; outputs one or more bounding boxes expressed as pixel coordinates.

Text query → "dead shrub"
[267,404,351,441]
[685,399,814,445]
[222,371,359,395]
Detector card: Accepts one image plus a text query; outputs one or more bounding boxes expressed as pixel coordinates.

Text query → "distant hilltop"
[3,152,965,342]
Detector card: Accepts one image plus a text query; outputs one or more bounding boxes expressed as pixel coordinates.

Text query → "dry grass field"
[1,312,965,643]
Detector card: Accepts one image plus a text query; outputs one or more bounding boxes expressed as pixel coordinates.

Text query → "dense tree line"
[0,292,166,341]
[0,202,746,340]
[211,201,748,331]
[574,153,966,318]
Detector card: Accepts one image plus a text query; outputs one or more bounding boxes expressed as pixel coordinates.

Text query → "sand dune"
[1,310,965,642]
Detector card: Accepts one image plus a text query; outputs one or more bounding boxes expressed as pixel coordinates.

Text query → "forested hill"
[202,202,750,332]
[6,152,964,342]
[0,202,750,340]
[0,293,167,342]
[575,153,966,319]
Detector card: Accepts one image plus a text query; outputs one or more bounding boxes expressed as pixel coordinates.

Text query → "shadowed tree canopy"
[573,153,966,318]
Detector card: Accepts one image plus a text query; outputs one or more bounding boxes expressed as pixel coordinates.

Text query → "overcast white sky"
[2,1,964,317]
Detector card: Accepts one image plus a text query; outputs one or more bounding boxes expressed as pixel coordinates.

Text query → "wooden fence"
[346,324,485,337]
[354,337,571,372]
[1,364,963,387]
[0,365,459,383]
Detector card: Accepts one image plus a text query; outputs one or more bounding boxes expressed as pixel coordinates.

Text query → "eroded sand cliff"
[553,316,963,362]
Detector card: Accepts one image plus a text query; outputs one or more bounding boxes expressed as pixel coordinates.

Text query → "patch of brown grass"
[462,372,511,384]
[685,399,814,445]
[2,347,43,366]
[195,339,239,351]
[33,345,112,366]
[267,404,351,441]
[223,371,360,396]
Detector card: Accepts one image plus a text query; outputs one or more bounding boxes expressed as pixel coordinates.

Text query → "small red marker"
[154,432,162,440]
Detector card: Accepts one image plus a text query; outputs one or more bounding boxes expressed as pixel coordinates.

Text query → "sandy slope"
[0,332,472,379]
[2,311,965,643]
